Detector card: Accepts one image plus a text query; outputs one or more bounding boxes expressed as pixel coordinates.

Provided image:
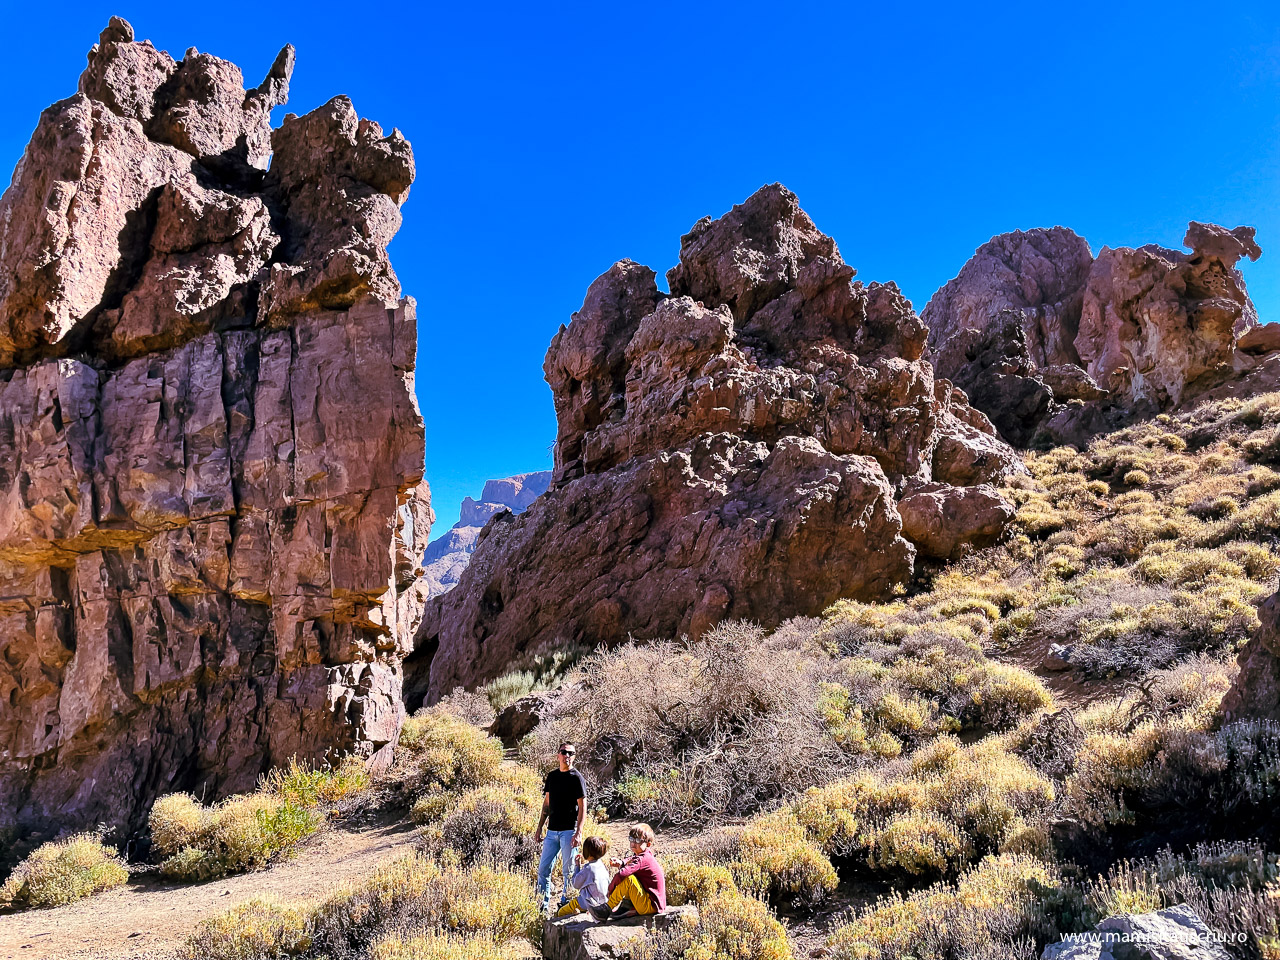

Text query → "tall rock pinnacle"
[0,19,431,841]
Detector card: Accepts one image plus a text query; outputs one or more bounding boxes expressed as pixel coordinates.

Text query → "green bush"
[149,792,319,881]
[0,834,128,910]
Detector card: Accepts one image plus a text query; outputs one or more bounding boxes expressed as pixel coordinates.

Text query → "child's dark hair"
[582,836,607,860]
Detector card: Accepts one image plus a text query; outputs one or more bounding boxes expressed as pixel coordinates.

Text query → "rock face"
[0,19,429,841]
[407,185,1019,705]
[543,907,699,960]
[1041,904,1229,960]
[421,471,551,598]
[1220,590,1280,723]
[925,223,1265,446]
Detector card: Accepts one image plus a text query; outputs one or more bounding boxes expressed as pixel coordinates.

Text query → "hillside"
[5,388,1280,958]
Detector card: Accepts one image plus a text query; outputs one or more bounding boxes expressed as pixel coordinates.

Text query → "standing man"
[535,741,587,915]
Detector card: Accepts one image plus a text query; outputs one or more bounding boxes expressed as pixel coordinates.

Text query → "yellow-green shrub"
[180,897,311,960]
[790,737,1053,880]
[715,810,838,906]
[825,854,1059,960]
[309,853,538,956]
[0,834,128,910]
[399,710,505,792]
[371,932,520,960]
[150,792,318,881]
[261,756,370,806]
[664,861,739,907]
[867,811,972,878]
[632,891,793,960]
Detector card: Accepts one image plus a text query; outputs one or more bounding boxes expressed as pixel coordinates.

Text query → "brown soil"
[0,813,419,960]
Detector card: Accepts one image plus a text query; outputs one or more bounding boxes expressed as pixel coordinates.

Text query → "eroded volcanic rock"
[0,18,429,840]
[406,185,1020,705]
[1221,590,1280,724]
[925,222,1265,446]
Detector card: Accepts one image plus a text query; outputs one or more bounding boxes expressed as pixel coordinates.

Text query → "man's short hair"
[559,742,575,752]
[629,823,655,845]
[582,835,608,859]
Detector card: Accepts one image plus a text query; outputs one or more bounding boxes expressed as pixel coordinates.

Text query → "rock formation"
[1220,590,1280,724]
[421,471,551,598]
[406,184,1021,705]
[924,223,1265,447]
[0,19,429,841]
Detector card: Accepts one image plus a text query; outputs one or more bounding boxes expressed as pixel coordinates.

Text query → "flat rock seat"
[542,905,700,960]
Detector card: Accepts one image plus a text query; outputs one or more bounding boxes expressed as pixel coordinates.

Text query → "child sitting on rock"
[555,835,610,917]
[598,823,666,920]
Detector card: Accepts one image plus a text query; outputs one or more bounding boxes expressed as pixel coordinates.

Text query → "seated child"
[599,823,666,919]
[555,836,610,917]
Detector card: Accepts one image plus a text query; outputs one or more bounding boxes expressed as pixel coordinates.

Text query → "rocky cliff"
[420,471,551,598]
[405,184,1020,706]
[0,19,429,841]
[924,223,1265,446]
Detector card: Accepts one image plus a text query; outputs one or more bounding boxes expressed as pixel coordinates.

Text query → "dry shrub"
[530,621,848,824]
[531,613,1049,826]
[180,897,311,960]
[308,853,538,959]
[632,890,792,960]
[398,709,504,793]
[792,737,1054,881]
[149,792,318,881]
[0,834,128,910]
[825,854,1057,960]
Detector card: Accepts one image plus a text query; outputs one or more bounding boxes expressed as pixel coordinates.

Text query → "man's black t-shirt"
[543,768,587,831]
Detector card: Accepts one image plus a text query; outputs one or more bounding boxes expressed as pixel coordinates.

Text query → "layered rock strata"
[421,471,551,598]
[0,19,429,840]
[924,223,1265,446]
[407,185,1020,705]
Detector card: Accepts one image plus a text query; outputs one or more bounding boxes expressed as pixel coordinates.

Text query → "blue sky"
[2,2,1277,535]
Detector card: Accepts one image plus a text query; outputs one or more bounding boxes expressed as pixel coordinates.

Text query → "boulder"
[489,691,558,745]
[1220,590,1280,723]
[407,184,1021,704]
[1238,322,1280,355]
[0,20,429,842]
[1041,904,1230,959]
[543,907,699,960]
[896,482,1014,560]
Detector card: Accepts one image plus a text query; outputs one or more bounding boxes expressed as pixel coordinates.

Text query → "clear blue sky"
[2,3,1277,535]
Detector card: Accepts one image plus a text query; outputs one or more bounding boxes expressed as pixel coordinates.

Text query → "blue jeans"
[537,829,578,911]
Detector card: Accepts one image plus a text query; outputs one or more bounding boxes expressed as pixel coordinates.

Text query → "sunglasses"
[559,749,575,756]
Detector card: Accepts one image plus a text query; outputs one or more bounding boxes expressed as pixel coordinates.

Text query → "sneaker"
[588,903,612,921]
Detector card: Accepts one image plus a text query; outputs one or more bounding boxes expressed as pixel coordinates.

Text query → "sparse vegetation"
[150,757,374,882]
[188,853,540,960]
[35,392,1280,960]
[0,834,128,910]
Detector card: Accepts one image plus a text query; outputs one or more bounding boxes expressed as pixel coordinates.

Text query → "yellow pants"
[606,874,657,915]
[556,897,582,917]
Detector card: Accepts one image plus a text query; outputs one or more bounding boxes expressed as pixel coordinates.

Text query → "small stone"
[1043,644,1073,672]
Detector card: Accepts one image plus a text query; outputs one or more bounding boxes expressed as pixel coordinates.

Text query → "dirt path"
[0,815,419,960]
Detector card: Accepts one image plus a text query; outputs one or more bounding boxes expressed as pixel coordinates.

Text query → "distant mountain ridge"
[422,472,552,598]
